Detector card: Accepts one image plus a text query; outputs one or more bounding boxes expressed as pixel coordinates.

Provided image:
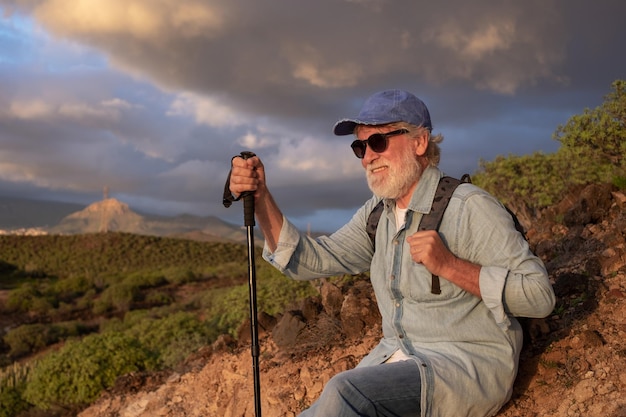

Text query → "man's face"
[355,125,423,205]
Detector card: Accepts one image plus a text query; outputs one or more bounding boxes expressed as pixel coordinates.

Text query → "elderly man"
[228,89,555,417]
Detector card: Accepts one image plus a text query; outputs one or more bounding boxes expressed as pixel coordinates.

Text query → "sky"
[0,0,625,233]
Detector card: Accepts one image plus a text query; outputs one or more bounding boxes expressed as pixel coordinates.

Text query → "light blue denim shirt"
[263,166,556,417]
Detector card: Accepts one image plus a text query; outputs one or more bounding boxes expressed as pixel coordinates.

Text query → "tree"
[553,79,626,177]
[473,79,626,212]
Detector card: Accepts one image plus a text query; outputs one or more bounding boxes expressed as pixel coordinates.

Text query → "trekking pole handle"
[240,151,256,227]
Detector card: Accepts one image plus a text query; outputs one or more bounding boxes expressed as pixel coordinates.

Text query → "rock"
[562,183,614,226]
[320,280,343,317]
[272,311,306,348]
[579,329,604,348]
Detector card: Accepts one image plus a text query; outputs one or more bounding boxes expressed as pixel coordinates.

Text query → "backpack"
[366,174,526,295]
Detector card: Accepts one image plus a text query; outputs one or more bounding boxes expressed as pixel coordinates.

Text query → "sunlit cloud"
[167,93,245,128]
[433,21,516,61]
[9,99,53,119]
[32,0,225,40]
[286,43,363,88]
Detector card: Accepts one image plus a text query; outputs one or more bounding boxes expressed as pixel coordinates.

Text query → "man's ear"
[414,131,429,156]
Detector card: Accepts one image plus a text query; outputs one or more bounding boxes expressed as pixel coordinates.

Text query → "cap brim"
[333,117,403,136]
[333,119,358,136]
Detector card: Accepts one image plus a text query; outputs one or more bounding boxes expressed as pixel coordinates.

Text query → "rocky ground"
[78,183,626,417]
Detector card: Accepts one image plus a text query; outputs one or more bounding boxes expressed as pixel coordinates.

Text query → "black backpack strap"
[419,176,464,294]
[366,200,384,251]
[365,174,471,295]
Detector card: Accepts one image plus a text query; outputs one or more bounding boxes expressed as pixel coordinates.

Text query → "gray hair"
[385,122,443,167]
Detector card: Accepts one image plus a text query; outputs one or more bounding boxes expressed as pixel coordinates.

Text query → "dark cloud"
[0,0,625,231]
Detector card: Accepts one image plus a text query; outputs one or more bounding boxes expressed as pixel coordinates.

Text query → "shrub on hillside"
[124,271,168,289]
[0,362,32,417]
[23,332,155,409]
[5,283,55,316]
[473,79,626,211]
[553,79,626,174]
[53,275,94,301]
[144,290,174,306]
[207,268,317,337]
[4,324,51,358]
[0,387,29,417]
[4,321,94,359]
[205,261,248,280]
[92,283,140,314]
[125,311,216,369]
[473,151,570,209]
[163,268,198,285]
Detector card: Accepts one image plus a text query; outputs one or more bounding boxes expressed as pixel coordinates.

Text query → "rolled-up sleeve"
[480,260,555,327]
[263,215,300,273]
[479,265,510,328]
[500,261,556,318]
[448,186,556,324]
[262,200,378,280]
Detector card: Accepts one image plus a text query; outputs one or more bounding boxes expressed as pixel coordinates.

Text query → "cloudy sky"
[1,0,625,232]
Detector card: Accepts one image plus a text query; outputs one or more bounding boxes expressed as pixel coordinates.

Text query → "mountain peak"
[69,198,131,217]
[54,198,144,233]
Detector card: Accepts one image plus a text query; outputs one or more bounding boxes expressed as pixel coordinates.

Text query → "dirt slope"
[79,184,626,417]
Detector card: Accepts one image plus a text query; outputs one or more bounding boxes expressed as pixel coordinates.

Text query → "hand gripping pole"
[222,151,262,416]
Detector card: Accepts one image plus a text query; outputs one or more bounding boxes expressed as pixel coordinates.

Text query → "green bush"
[5,283,55,316]
[613,175,626,190]
[205,261,248,280]
[0,386,29,417]
[473,151,574,210]
[4,324,51,358]
[164,269,198,285]
[206,267,317,337]
[53,275,93,300]
[124,272,168,289]
[125,311,215,369]
[211,285,251,335]
[92,283,140,314]
[145,291,173,306]
[4,321,94,359]
[0,362,32,417]
[553,79,626,174]
[5,283,39,312]
[23,332,155,409]
[473,79,626,211]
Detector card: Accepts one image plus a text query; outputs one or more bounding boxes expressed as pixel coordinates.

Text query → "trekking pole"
[222,151,262,417]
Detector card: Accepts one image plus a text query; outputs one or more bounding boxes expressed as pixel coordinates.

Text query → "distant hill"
[49,198,145,234]
[0,196,254,244]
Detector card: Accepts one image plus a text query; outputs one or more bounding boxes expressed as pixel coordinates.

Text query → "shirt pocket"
[404,261,457,301]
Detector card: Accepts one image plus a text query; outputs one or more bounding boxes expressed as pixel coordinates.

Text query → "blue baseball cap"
[333,89,432,136]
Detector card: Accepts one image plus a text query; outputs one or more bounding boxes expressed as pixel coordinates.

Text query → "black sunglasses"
[350,129,409,159]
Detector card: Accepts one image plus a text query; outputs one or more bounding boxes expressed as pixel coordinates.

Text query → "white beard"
[366,151,423,200]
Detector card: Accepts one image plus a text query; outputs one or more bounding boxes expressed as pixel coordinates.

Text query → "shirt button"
[390,275,395,280]
[393,240,399,245]
[399,334,404,339]
[395,303,400,308]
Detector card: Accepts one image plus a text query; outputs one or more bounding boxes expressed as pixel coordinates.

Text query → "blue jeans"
[297,360,422,417]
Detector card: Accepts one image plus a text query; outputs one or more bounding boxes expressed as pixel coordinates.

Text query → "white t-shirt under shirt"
[386,206,411,363]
